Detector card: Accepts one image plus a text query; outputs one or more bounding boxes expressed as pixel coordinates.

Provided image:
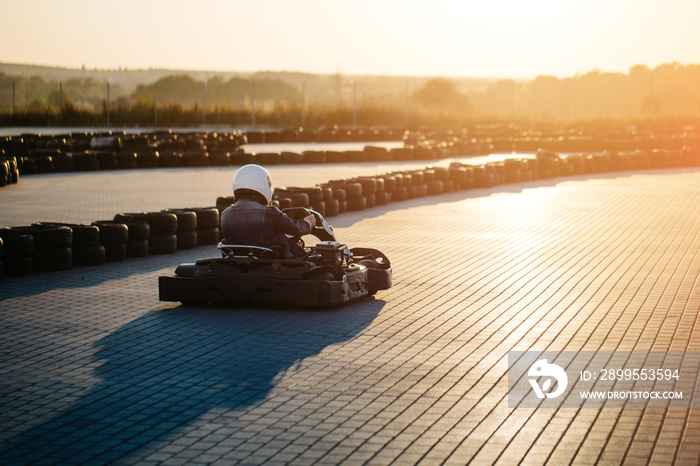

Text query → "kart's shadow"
[0,300,384,463]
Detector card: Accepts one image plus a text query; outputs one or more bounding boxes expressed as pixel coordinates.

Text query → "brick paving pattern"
[1,165,700,464]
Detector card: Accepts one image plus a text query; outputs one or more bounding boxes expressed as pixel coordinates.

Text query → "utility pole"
[203,82,207,126]
[154,82,158,126]
[252,80,256,127]
[301,81,306,128]
[352,81,357,129]
[106,82,110,127]
[404,82,409,126]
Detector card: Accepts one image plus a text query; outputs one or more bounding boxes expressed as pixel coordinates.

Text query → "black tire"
[126,239,149,258]
[182,207,220,230]
[35,155,54,173]
[281,151,303,164]
[338,200,347,214]
[144,212,178,235]
[164,209,197,232]
[149,234,178,255]
[285,192,309,208]
[292,187,323,204]
[376,192,391,205]
[116,152,138,169]
[14,224,72,249]
[347,196,367,212]
[325,199,340,217]
[72,244,106,266]
[310,201,326,216]
[53,154,75,172]
[197,228,220,245]
[92,221,129,245]
[392,186,408,201]
[433,167,450,182]
[325,151,345,163]
[255,152,281,165]
[4,255,33,276]
[365,194,376,209]
[277,198,293,209]
[115,212,176,236]
[19,158,38,175]
[330,187,346,201]
[51,223,100,246]
[427,180,444,195]
[344,150,365,162]
[183,152,210,167]
[302,150,326,163]
[474,174,495,188]
[342,182,363,198]
[105,243,127,262]
[209,151,231,167]
[34,247,72,272]
[96,152,118,170]
[357,178,377,195]
[113,214,152,240]
[137,152,159,169]
[73,153,99,171]
[320,186,333,202]
[381,175,396,193]
[412,184,428,197]
[159,152,184,168]
[0,228,34,257]
[176,230,198,250]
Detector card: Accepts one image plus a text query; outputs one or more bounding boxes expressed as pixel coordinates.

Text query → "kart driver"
[220,164,316,258]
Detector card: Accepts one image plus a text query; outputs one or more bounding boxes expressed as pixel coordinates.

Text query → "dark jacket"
[220,195,311,257]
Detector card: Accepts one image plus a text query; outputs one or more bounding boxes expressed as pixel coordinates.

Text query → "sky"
[2,0,700,79]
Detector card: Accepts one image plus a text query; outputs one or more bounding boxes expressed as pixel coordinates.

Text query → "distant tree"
[411,77,468,108]
[133,75,203,106]
[28,96,47,110]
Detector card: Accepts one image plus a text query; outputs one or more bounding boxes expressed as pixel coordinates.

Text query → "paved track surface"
[1,165,700,464]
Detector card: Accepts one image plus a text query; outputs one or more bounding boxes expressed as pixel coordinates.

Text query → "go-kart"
[158,208,392,307]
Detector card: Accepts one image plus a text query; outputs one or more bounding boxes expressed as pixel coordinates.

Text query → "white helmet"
[233,164,273,204]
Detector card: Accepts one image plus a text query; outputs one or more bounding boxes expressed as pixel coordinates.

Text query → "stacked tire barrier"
[58,223,106,266]
[2,142,700,278]
[165,209,198,250]
[12,224,73,272]
[0,229,33,276]
[1,157,19,187]
[180,207,221,246]
[0,207,220,277]
[3,127,699,187]
[262,147,700,221]
[0,128,407,183]
[93,221,129,262]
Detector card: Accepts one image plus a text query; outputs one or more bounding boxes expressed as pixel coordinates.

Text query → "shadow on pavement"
[0,299,384,463]
[0,244,220,301]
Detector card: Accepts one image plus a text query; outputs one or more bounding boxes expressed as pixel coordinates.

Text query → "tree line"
[1,62,699,127]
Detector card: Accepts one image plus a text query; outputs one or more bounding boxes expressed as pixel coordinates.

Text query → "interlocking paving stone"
[1,166,700,464]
